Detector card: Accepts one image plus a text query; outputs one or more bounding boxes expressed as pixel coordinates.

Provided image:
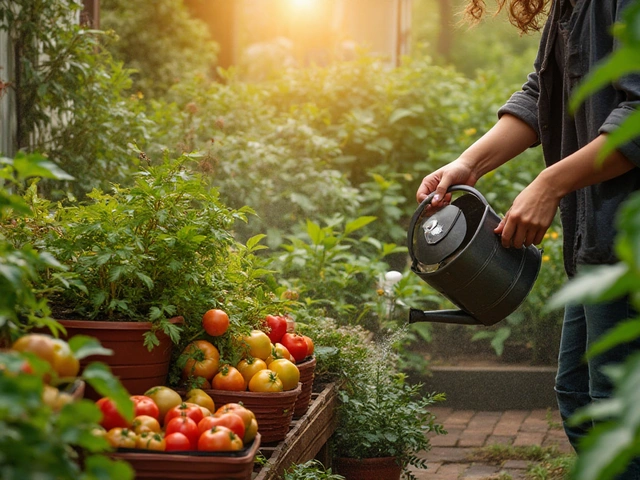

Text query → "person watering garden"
[416,0,640,476]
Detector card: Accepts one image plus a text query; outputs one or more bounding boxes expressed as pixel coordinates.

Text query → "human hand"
[494,176,561,248]
[416,159,479,207]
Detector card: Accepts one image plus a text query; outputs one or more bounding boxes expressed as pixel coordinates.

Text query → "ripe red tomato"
[280,333,309,363]
[181,340,220,380]
[206,412,246,439]
[165,416,200,449]
[197,426,243,452]
[264,315,287,343]
[202,309,230,336]
[96,397,130,431]
[211,365,246,391]
[130,395,160,420]
[164,402,205,426]
[164,432,192,451]
[197,415,219,435]
[216,403,256,431]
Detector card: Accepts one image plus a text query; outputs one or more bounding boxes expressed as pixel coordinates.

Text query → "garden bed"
[253,382,339,480]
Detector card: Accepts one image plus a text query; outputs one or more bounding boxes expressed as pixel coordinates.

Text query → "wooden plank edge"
[254,383,339,480]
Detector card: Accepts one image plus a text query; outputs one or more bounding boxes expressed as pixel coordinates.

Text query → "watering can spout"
[409,308,484,326]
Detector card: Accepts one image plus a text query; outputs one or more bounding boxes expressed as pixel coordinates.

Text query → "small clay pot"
[56,317,183,398]
[334,456,402,480]
[293,356,316,418]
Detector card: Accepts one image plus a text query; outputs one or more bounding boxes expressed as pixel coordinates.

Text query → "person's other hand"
[494,176,561,248]
[416,158,479,207]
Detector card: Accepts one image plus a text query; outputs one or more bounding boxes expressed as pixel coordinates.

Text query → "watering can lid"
[413,204,467,266]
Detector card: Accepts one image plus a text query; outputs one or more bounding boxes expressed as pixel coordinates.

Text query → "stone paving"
[410,407,575,479]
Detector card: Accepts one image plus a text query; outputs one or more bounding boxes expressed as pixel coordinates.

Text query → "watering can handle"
[407,185,489,264]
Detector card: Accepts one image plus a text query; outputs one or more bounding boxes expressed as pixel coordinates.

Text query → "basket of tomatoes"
[97,386,260,480]
[262,314,317,418]
[177,309,319,443]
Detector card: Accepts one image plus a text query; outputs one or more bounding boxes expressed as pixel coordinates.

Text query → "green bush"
[100,0,218,98]
[0,0,148,198]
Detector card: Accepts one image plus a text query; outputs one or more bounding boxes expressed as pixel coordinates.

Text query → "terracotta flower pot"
[56,317,183,399]
[205,383,301,444]
[334,456,402,480]
[293,355,316,418]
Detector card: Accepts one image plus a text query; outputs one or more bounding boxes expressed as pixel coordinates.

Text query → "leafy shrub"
[100,0,219,98]
[332,331,445,480]
[1,152,280,352]
[0,0,148,197]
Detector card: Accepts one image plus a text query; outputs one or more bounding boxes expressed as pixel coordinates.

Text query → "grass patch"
[469,444,575,480]
[468,444,565,463]
[526,455,575,480]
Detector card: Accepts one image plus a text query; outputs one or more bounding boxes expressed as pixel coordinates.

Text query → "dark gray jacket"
[498,0,640,277]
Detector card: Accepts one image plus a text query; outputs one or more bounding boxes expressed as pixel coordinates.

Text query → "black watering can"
[407,185,542,326]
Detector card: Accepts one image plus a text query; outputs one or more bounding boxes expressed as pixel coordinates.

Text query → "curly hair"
[464,0,551,34]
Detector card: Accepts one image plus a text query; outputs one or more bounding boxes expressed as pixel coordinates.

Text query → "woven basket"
[205,384,301,444]
[293,356,316,418]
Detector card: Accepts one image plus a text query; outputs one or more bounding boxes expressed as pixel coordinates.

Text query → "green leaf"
[82,454,135,480]
[68,335,113,361]
[490,327,511,356]
[306,220,323,245]
[586,318,640,359]
[389,108,415,124]
[246,234,267,251]
[13,152,75,181]
[571,423,636,480]
[344,216,376,235]
[547,263,630,309]
[135,271,154,290]
[597,109,640,163]
[81,362,133,422]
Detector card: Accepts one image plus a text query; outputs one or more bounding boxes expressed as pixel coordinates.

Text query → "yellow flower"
[542,255,551,262]
[464,128,477,136]
[543,233,550,240]
[376,289,385,296]
[551,232,559,240]
[136,91,144,99]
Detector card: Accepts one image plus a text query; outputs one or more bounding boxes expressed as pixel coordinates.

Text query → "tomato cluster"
[180,310,315,394]
[7,333,82,410]
[96,386,258,453]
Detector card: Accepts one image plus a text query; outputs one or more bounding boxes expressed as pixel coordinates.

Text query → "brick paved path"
[411,407,574,479]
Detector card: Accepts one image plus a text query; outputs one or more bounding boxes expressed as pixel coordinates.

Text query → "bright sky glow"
[289,0,315,9]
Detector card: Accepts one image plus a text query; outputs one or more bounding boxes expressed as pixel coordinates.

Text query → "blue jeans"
[555,299,640,479]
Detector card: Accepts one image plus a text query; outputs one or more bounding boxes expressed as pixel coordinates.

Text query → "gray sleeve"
[497,71,542,147]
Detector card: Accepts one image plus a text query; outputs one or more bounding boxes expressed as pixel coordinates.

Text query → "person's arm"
[495,134,635,248]
[416,113,538,204]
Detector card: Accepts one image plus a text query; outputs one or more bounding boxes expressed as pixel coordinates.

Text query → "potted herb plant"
[331,346,445,480]
[2,151,262,395]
